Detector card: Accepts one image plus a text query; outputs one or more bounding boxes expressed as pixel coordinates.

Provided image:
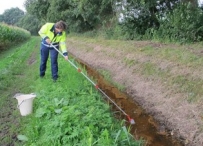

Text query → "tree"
[0,14,4,22]
[24,0,50,23]
[16,14,41,35]
[24,0,113,32]
[0,8,25,25]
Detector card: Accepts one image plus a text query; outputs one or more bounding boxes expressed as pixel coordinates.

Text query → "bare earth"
[67,39,203,146]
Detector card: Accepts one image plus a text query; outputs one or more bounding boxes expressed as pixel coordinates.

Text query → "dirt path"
[67,38,203,146]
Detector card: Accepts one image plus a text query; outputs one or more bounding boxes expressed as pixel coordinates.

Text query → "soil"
[82,61,183,146]
[67,39,203,146]
[0,93,20,146]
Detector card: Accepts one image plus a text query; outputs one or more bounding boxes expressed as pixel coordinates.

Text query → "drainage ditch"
[74,58,183,146]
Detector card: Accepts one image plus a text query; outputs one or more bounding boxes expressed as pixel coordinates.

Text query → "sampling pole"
[50,44,135,124]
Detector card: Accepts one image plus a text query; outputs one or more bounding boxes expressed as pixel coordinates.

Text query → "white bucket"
[14,93,36,116]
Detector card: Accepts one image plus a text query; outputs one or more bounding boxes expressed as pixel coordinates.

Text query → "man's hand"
[64,56,68,60]
[45,38,51,44]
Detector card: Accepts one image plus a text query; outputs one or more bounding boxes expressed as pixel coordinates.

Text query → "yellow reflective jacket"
[38,23,67,54]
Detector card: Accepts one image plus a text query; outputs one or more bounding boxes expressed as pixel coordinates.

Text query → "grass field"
[0,37,143,146]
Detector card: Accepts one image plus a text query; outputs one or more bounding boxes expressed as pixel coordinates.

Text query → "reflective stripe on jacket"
[38,23,67,54]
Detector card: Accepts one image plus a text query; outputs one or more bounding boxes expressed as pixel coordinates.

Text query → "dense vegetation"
[0,37,144,146]
[1,0,203,43]
[0,23,31,50]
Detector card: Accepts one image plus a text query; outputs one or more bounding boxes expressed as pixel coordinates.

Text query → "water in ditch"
[76,59,184,146]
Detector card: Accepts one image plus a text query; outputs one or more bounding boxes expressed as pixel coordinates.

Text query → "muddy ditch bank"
[72,56,183,146]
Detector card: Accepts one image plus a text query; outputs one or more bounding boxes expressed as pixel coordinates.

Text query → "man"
[38,20,68,82]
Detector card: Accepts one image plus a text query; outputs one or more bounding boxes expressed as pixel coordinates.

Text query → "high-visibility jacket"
[38,23,67,55]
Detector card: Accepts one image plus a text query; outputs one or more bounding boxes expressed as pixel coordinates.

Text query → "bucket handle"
[17,100,25,109]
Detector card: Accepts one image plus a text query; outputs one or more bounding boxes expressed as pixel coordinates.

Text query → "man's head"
[55,20,67,33]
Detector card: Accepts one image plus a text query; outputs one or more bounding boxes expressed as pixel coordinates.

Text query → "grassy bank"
[0,37,143,146]
[67,36,203,104]
[64,35,203,145]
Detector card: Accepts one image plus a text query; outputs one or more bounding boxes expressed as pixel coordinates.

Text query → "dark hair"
[55,20,67,30]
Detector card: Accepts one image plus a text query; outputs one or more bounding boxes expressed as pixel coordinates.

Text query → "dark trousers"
[40,43,59,79]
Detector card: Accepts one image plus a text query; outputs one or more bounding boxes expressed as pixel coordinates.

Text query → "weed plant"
[17,52,143,146]
[0,37,143,145]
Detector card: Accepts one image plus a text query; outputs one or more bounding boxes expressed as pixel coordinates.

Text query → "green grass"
[122,58,137,68]
[4,34,203,145]
[0,37,40,145]
[0,37,143,146]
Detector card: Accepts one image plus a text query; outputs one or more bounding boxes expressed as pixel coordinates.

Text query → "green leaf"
[17,135,28,141]
[114,130,121,143]
[122,126,130,144]
[35,108,46,117]
[55,108,62,114]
